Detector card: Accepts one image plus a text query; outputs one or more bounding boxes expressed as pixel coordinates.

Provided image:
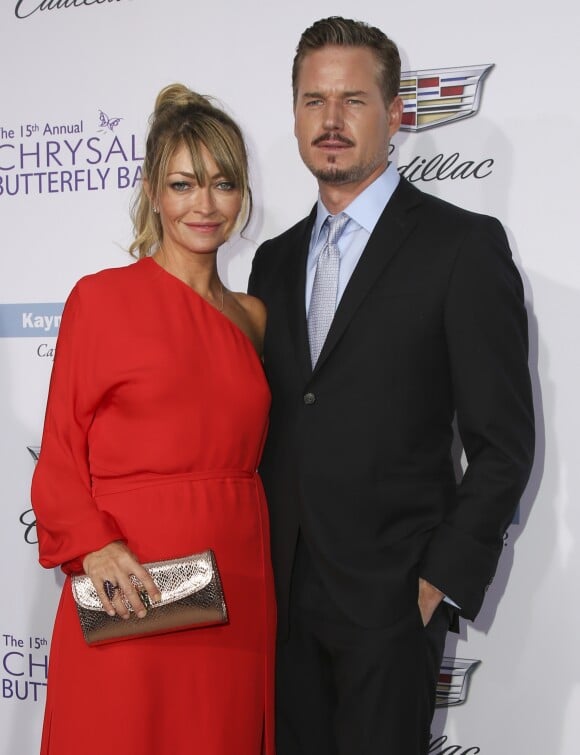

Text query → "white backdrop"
[1,1,578,753]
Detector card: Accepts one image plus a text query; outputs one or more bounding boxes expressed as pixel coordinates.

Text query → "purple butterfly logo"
[98,109,122,133]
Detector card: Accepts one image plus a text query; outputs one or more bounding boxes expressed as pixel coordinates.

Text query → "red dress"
[32,257,275,755]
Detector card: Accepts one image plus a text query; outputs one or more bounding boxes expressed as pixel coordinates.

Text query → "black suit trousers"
[276,536,451,755]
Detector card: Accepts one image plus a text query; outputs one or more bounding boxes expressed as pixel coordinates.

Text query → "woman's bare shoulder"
[229,292,267,355]
[234,292,266,323]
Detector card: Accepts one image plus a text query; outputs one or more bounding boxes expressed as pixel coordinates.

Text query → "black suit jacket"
[248,177,534,633]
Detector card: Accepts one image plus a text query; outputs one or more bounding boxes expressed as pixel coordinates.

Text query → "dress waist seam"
[92,469,256,497]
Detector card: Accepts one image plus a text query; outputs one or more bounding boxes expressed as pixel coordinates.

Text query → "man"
[248,16,534,755]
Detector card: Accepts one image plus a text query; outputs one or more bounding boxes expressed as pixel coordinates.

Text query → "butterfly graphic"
[98,109,122,132]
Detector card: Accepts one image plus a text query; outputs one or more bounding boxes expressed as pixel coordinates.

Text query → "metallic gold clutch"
[71,549,228,645]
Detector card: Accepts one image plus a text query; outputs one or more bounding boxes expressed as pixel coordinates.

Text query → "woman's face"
[156,142,242,256]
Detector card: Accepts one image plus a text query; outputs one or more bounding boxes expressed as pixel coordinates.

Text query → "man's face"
[294,45,402,191]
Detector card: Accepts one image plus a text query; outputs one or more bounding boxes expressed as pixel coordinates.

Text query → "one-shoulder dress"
[31,256,275,755]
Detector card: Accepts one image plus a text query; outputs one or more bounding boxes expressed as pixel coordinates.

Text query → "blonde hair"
[129,84,252,258]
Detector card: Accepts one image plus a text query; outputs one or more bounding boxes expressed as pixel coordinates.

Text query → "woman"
[32,84,275,755]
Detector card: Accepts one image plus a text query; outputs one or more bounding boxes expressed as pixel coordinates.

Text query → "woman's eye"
[216,181,235,191]
[170,181,191,192]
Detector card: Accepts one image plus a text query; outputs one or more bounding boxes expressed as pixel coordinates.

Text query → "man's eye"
[346,99,364,105]
[305,99,323,107]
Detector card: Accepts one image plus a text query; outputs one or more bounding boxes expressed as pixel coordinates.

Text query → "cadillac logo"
[399,65,493,131]
[436,657,480,706]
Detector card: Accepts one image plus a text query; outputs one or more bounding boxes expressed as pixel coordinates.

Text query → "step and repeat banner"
[1,1,578,753]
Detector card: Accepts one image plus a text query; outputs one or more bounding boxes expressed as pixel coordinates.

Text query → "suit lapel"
[313,178,423,374]
[284,207,316,381]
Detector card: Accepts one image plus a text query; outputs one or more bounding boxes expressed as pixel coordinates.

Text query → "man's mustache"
[312,133,355,147]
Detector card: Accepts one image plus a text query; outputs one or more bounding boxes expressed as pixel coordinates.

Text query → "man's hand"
[418,577,444,626]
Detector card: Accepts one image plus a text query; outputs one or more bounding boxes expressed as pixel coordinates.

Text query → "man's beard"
[305,148,387,186]
[310,161,372,185]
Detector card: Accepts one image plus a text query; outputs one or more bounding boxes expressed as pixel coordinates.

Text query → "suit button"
[303,392,316,405]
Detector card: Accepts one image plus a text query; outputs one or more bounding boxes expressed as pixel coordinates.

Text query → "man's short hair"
[292,16,401,107]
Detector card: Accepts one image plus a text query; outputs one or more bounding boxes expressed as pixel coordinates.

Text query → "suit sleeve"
[420,216,535,619]
[247,241,268,298]
[31,282,125,573]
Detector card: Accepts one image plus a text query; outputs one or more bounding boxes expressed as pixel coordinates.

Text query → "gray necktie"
[308,212,349,366]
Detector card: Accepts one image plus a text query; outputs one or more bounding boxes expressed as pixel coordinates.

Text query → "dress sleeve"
[31,282,125,573]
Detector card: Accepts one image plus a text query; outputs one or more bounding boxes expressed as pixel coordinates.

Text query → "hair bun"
[153,83,211,114]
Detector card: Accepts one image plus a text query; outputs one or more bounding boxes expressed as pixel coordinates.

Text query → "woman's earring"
[153,206,159,214]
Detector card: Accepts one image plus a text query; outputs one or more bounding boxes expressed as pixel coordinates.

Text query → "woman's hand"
[82,541,161,620]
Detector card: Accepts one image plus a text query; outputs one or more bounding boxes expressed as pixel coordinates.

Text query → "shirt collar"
[312,162,400,242]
